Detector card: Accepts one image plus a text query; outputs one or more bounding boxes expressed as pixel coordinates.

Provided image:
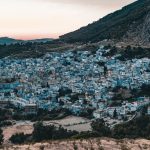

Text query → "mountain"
[0,37,53,45]
[60,0,150,47]
[0,37,22,45]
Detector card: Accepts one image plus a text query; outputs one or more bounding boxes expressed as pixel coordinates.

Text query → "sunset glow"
[0,0,136,40]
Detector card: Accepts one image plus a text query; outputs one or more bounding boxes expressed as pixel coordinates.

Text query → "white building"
[147,106,150,115]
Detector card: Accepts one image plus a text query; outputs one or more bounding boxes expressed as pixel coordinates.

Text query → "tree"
[141,106,148,116]
[97,61,105,66]
[91,119,111,137]
[9,133,29,144]
[32,122,52,142]
[58,87,72,97]
[112,116,150,139]
[0,128,3,145]
[32,122,78,142]
[113,109,117,118]
[104,66,108,76]
[139,84,150,97]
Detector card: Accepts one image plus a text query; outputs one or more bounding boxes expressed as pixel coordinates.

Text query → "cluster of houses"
[0,45,150,120]
[93,97,150,120]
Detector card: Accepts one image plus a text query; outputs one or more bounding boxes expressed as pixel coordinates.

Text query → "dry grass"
[1,138,150,150]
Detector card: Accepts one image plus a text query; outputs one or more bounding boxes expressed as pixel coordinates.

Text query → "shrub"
[9,133,30,144]
[32,122,78,142]
[0,121,12,127]
[0,128,3,145]
[91,119,111,137]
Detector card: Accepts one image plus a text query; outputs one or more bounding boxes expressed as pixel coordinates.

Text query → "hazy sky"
[0,0,136,40]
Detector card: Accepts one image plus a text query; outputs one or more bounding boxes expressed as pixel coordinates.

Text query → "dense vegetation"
[0,108,13,121]
[118,46,150,60]
[0,41,72,58]
[112,116,150,139]
[9,122,78,144]
[0,121,12,128]
[0,105,72,122]
[9,133,30,144]
[102,45,150,60]
[9,115,150,145]
[109,84,150,107]
[60,0,150,43]
[13,108,72,121]
[84,116,150,140]
[102,46,118,57]
[32,122,78,142]
[131,84,150,98]
[91,119,111,137]
[138,84,150,97]
[0,42,43,58]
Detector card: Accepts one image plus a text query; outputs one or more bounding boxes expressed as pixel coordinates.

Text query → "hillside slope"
[3,138,150,150]
[0,37,22,45]
[60,0,150,46]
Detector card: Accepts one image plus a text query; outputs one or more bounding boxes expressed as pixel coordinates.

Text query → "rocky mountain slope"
[60,0,150,47]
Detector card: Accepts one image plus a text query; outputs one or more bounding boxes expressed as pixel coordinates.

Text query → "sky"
[0,0,136,40]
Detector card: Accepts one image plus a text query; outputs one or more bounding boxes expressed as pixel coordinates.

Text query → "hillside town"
[0,45,150,124]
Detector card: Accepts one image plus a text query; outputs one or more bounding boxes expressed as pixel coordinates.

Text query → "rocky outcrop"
[123,12,150,47]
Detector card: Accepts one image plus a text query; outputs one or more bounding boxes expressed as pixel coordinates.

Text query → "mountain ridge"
[60,0,150,47]
[0,37,53,45]
[0,37,22,45]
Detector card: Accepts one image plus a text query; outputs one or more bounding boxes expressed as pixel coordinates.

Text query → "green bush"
[91,119,111,137]
[32,122,78,142]
[0,128,3,145]
[112,116,150,139]
[9,133,30,144]
[0,121,12,127]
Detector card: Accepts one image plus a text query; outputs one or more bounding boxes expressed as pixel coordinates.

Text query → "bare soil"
[1,138,150,150]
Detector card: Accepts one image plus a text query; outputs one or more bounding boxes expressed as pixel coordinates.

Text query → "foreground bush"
[32,122,78,142]
[0,121,12,127]
[0,128,3,145]
[9,133,30,144]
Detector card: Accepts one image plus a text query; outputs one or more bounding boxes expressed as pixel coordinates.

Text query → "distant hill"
[0,37,22,45]
[60,0,150,47]
[27,38,53,43]
[0,37,53,45]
